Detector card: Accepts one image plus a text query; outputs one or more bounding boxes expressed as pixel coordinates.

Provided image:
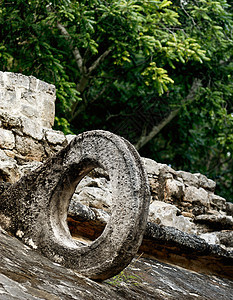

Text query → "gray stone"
[4,71,30,89]
[226,202,233,217]
[195,214,233,230]
[216,230,233,248]
[0,160,21,183]
[148,200,195,234]
[142,157,162,176]
[21,104,38,118]
[0,87,19,111]
[184,186,209,206]
[142,222,233,280]
[92,208,110,224]
[194,173,216,191]
[20,117,43,140]
[0,181,11,195]
[0,72,56,130]
[15,135,45,161]
[37,79,56,95]
[18,161,43,176]
[29,75,39,91]
[45,129,66,145]
[1,229,233,300]
[0,128,15,149]
[0,130,150,280]
[39,96,55,127]
[210,194,226,211]
[0,149,14,162]
[176,170,200,187]
[165,178,185,199]
[74,184,112,211]
[199,232,220,245]
[68,200,96,222]
[0,111,21,128]
[66,134,76,144]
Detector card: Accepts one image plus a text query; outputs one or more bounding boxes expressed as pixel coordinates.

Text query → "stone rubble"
[68,158,233,250]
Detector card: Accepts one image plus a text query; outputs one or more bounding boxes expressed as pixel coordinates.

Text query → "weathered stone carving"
[0,130,150,280]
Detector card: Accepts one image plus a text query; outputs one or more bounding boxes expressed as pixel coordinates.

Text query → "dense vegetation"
[0,0,232,201]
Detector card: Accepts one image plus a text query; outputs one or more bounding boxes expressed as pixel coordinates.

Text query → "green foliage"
[107,270,140,287]
[107,254,143,287]
[0,0,232,201]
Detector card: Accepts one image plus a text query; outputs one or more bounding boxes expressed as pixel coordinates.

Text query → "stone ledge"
[1,228,233,300]
[67,211,233,280]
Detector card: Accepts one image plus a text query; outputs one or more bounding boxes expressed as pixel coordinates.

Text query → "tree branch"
[88,49,112,74]
[135,78,202,150]
[57,22,84,73]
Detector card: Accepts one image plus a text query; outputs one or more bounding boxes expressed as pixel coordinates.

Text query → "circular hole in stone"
[67,167,112,246]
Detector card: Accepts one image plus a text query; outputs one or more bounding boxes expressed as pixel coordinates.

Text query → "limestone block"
[37,79,56,95]
[15,135,45,161]
[195,214,233,230]
[29,75,39,91]
[4,72,30,89]
[0,71,4,86]
[20,117,43,140]
[0,128,15,149]
[165,178,185,199]
[148,200,195,233]
[73,175,112,210]
[18,161,43,176]
[0,72,56,129]
[45,129,66,145]
[39,96,55,127]
[0,87,19,112]
[68,200,96,221]
[142,157,162,176]
[194,173,216,191]
[0,160,21,183]
[0,111,21,128]
[177,170,199,187]
[210,194,226,211]
[184,186,209,206]
[92,208,110,224]
[21,104,39,119]
[0,149,16,162]
[74,188,112,210]
[199,233,220,245]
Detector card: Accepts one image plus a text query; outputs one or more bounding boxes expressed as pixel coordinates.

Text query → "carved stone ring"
[0,130,150,280]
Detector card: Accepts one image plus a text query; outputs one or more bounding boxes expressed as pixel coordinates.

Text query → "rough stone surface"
[0,228,233,300]
[148,200,195,234]
[0,71,232,288]
[142,222,233,280]
[0,130,150,280]
[195,214,233,230]
[0,128,15,149]
[15,135,45,161]
[0,71,56,128]
[45,129,66,145]
[67,202,233,280]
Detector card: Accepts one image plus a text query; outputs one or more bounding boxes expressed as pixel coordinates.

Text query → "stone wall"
[0,71,68,182]
[0,71,232,251]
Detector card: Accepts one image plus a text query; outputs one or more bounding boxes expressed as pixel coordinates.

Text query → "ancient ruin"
[0,72,232,298]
